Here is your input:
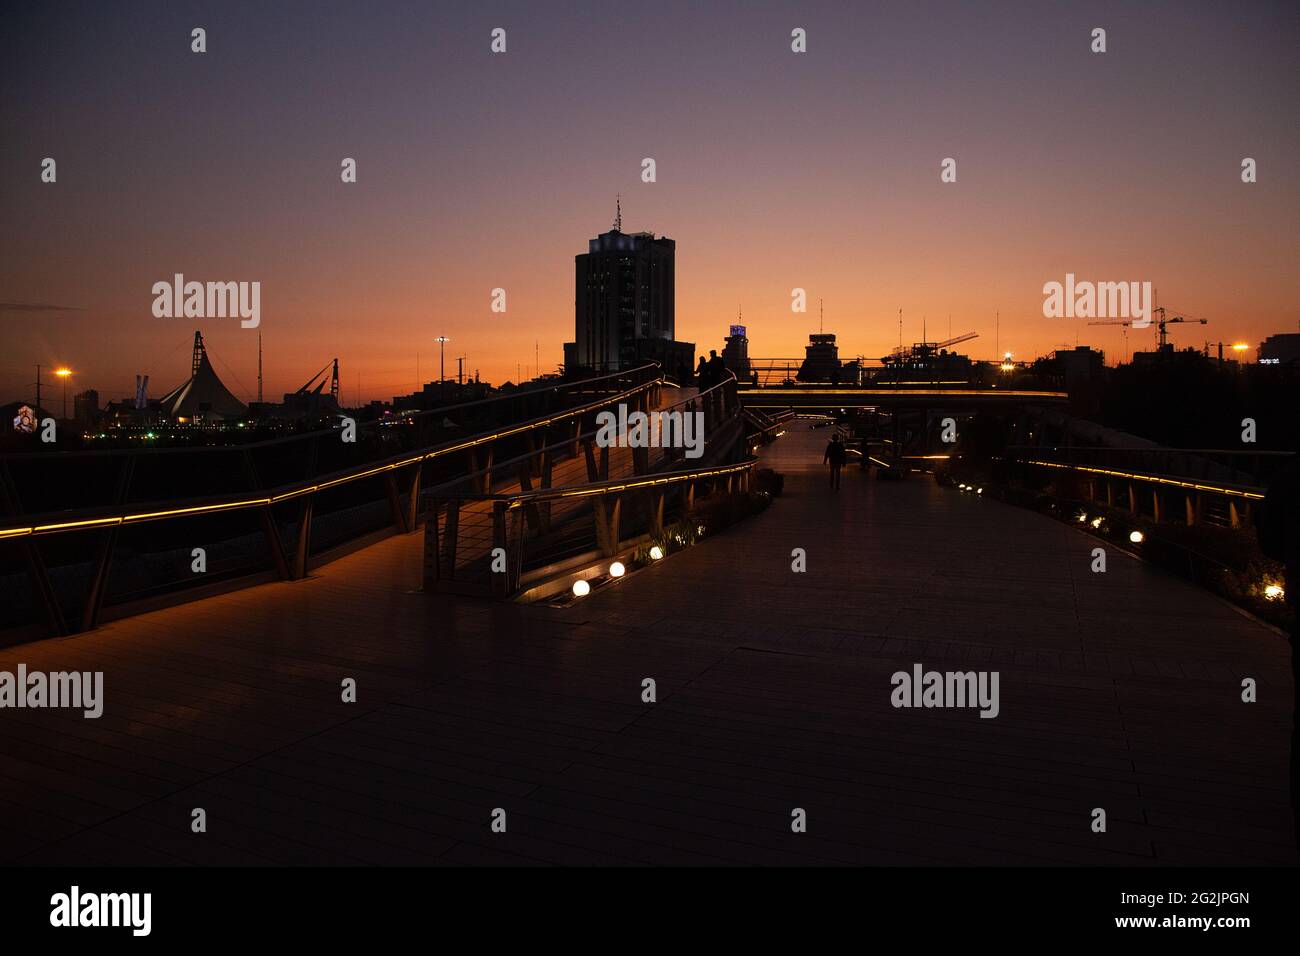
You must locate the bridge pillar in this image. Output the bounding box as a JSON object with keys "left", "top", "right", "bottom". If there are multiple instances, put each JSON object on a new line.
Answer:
{"left": 404, "top": 463, "right": 422, "bottom": 533}
{"left": 1229, "top": 499, "right": 1242, "bottom": 528}
{"left": 422, "top": 501, "right": 439, "bottom": 590}
{"left": 1185, "top": 493, "right": 1198, "bottom": 527}
{"left": 539, "top": 451, "right": 554, "bottom": 532}
{"left": 1127, "top": 484, "right": 1137, "bottom": 514}
{"left": 650, "top": 493, "right": 665, "bottom": 537}
{"left": 292, "top": 499, "right": 314, "bottom": 579}
{"left": 469, "top": 447, "right": 494, "bottom": 494}
{"left": 490, "top": 502, "right": 509, "bottom": 596}
{"left": 439, "top": 501, "right": 460, "bottom": 582}
{"left": 517, "top": 463, "right": 542, "bottom": 532}
{"left": 1151, "top": 490, "right": 1162, "bottom": 524}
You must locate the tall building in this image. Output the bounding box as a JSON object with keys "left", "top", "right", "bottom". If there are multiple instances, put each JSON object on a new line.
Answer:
{"left": 567, "top": 210, "right": 688, "bottom": 376}
{"left": 721, "top": 324, "right": 751, "bottom": 380}
{"left": 73, "top": 388, "right": 99, "bottom": 425}
{"left": 1258, "top": 333, "right": 1300, "bottom": 366}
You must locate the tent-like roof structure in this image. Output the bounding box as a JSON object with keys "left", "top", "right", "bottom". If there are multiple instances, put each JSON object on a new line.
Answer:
{"left": 158, "top": 331, "right": 247, "bottom": 420}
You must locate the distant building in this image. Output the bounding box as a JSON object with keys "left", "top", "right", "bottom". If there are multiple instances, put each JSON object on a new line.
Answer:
{"left": 157, "top": 332, "right": 247, "bottom": 421}
{"left": 393, "top": 379, "right": 491, "bottom": 413}
{"left": 73, "top": 389, "right": 99, "bottom": 426}
{"left": 566, "top": 213, "right": 690, "bottom": 376}
{"left": 1258, "top": 333, "right": 1300, "bottom": 366}
{"left": 1053, "top": 346, "right": 1106, "bottom": 390}
{"left": 722, "top": 325, "right": 751, "bottom": 380}
{"left": 797, "top": 334, "right": 841, "bottom": 382}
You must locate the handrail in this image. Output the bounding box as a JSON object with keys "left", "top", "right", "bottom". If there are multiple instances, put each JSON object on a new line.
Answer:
{"left": 1007, "top": 444, "right": 1293, "bottom": 458}
{"left": 0, "top": 370, "right": 667, "bottom": 537}
{"left": 440, "top": 459, "right": 757, "bottom": 506}
{"left": 1011, "top": 457, "right": 1266, "bottom": 499}
{"left": 438, "top": 371, "right": 741, "bottom": 493}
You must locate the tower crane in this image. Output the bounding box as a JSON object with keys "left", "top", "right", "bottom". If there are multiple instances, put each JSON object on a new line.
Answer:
{"left": 1087, "top": 308, "right": 1207, "bottom": 349}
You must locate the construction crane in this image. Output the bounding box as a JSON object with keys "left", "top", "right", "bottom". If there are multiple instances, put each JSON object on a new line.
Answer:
{"left": 1088, "top": 308, "right": 1207, "bottom": 349}
{"left": 296, "top": 358, "right": 340, "bottom": 402}
{"left": 882, "top": 331, "right": 978, "bottom": 363}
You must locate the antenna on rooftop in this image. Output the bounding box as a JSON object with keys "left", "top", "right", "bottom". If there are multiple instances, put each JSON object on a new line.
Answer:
{"left": 613, "top": 193, "right": 622, "bottom": 231}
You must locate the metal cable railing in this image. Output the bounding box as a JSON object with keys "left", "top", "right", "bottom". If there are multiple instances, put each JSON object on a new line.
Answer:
{"left": 0, "top": 364, "right": 667, "bottom": 637}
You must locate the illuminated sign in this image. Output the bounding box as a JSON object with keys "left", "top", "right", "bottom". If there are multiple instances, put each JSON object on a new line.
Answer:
{"left": 12, "top": 405, "right": 36, "bottom": 433}
{"left": 729, "top": 325, "right": 746, "bottom": 337}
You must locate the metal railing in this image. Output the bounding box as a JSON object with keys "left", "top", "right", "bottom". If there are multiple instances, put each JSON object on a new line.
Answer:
{"left": 1002, "top": 445, "right": 1293, "bottom": 529}
{"left": 424, "top": 374, "right": 750, "bottom": 596}
{"left": 424, "top": 459, "right": 757, "bottom": 597}
{"left": 0, "top": 364, "right": 665, "bottom": 637}
{"left": 1006, "top": 445, "right": 1292, "bottom": 493}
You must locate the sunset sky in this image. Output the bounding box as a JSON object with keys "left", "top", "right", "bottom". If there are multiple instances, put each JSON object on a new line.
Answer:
{"left": 3, "top": 0, "right": 1298, "bottom": 405}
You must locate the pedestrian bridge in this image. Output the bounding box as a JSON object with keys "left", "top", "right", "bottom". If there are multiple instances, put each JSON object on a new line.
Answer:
{"left": 0, "top": 419, "right": 1290, "bottom": 865}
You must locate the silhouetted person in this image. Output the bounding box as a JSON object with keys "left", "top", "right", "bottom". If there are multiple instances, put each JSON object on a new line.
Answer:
{"left": 695, "top": 356, "right": 709, "bottom": 390}
{"left": 1256, "top": 453, "right": 1300, "bottom": 853}
{"left": 707, "top": 350, "right": 726, "bottom": 389}
{"left": 824, "top": 432, "right": 846, "bottom": 490}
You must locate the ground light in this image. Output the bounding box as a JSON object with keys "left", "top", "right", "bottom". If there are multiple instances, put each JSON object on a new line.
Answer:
{"left": 1129, "top": 530, "right": 1145, "bottom": 544}
{"left": 1264, "top": 584, "right": 1285, "bottom": 601}
{"left": 572, "top": 580, "right": 590, "bottom": 597}
{"left": 976, "top": 488, "right": 983, "bottom": 495}
{"left": 609, "top": 561, "right": 626, "bottom": 578}
{"left": 649, "top": 546, "right": 664, "bottom": 560}
{"left": 1090, "top": 517, "right": 1103, "bottom": 529}
{"left": 1077, "top": 513, "right": 1088, "bottom": 523}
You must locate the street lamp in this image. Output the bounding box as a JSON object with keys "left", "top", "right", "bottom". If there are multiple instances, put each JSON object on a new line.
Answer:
{"left": 55, "top": 367, "right": 72, "bottom": 419}
{"left": 435, "top": 336, "right": 449, "bottom": 384}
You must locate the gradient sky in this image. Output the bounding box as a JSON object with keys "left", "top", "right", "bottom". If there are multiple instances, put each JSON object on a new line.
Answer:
{"left": 3, "top": 0, "right": 1298, "bottom": 405}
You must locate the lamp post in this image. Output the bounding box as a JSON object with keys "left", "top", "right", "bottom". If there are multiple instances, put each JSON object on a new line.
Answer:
{"left": 435, "top": 336, "right": 449, "bottom": 384}
{"left": 55, "top": 367, "right": 72, "bottom": 419}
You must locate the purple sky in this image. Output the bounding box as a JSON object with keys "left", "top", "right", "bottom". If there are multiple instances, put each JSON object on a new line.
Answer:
{"left": 3, "top": 0, "right": 1298, "bottom": 404}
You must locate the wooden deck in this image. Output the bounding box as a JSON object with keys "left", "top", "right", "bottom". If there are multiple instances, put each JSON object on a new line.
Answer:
{"left": 0, "top": 427, "right": 1293, "bottom": 865}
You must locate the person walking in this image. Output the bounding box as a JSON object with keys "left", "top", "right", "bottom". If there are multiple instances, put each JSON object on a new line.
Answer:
{"left": 824, "top": 432, "right": 847, "bottom": 490}
{"left": 695, "top": 355, "right": 710, "bottom": 390}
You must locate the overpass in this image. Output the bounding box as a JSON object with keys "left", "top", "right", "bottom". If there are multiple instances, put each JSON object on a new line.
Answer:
{"left": 737, "top": 385, "right": 1069, "bottom": 410}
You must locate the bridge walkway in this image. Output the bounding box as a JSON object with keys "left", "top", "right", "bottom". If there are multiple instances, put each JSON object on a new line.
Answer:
{"left": 0, "top": 426, "right": 1291, "bottom": 864}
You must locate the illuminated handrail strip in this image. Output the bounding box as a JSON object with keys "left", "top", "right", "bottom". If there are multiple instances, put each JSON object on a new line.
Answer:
{"left": 430, "top": 459, "right": 758, "bottom": 508}
{"left": 0, "top": 374, "right": 671, "bottom": 539}
{"left": 1017, "top": 458, "right": 1265, "bottom": 499}
{"left": 749, "top": 388, "right": 1069, "bottom": 398}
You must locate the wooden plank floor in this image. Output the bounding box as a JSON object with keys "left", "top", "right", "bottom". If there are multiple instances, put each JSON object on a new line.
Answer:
{"left": 0, "top": 426, "right": 1293, "bottom": 865}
